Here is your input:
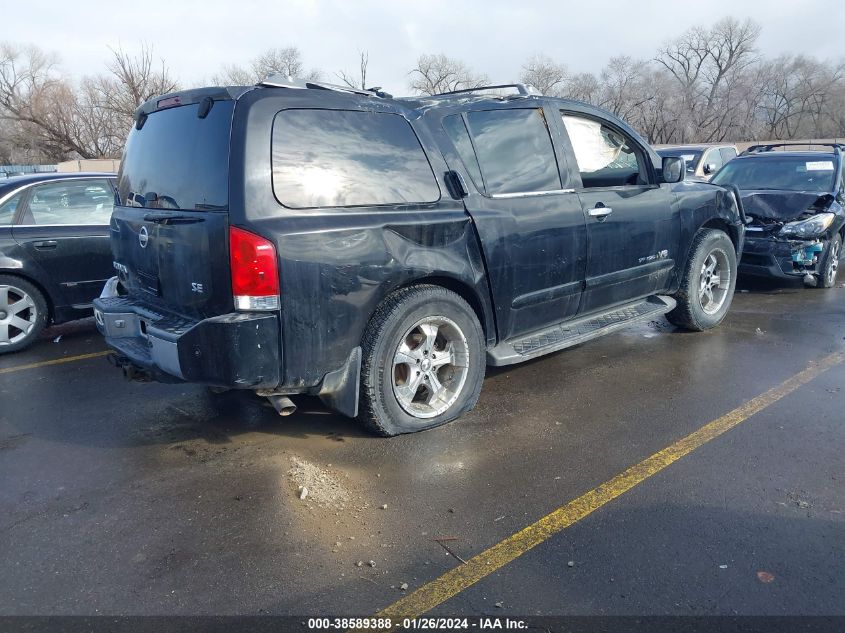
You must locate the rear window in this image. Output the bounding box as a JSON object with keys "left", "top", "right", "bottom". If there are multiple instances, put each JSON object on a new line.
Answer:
{"left": 711, "top": 156, "right": 837, "bottom": 192}
{"left": 272, "top": 109, "right": 440, "bottom": 208}
{"left": 117, "top": 100, "right": 234, "bottom": 210}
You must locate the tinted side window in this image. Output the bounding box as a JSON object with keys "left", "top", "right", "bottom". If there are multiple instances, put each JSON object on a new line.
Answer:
{"left": 272, "top": 109, "right": 440, "bottom": 208}
{"left": 464, "top": 109, "right": 561, "bottom": 195}
{"left": 442, "top": 114, "right": 484, "bottom": 190}
{"left": 25, "top": 179, "right": 114, "bottom": 225}
{"left": 561, "top": 113, "right": 647, "bottom": 188}
{"left": 0, "top": 190, "right": 23, "bottom": 225}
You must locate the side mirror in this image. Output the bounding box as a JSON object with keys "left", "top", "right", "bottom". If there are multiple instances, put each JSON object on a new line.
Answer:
{"left": 662, "top": 156, "right": 685, "bottom": 183}
{"left": 703, "top": 163, "right": 717, "bottom": 175}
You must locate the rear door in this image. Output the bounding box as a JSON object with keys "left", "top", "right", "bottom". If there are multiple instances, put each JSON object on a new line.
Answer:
{"left": 12, "top": 178, "right": 115, "bottom": 308}
{"left": 433, "top": 104, "right": 586, "bottom": 340}
{"left": 111, "top": 95, "right": 235, "bottom": 319}
{"left": 555, "top": 111, "right": 679, "bottom": 314}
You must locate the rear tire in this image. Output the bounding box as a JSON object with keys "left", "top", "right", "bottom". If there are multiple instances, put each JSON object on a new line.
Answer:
{"left": 358, "top": 285, "right": 486, "bottom": 436}
{"left": 816, "top": 233, "right": 841, "bottom": 289}
{"left": 0, "top": 275, "right": 49, "bottom": 354}
{"left": 667, "top": 229, "right": 737, "bottom": 331}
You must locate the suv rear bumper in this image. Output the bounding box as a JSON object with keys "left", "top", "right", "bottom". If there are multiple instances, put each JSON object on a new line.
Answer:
{"left": 93, "top": 285, "right": 281, "bottom": 389}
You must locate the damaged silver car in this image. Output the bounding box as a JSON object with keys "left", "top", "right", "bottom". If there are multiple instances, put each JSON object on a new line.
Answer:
{"left": 711, "top": 143, "right": 844, "bottom": 287}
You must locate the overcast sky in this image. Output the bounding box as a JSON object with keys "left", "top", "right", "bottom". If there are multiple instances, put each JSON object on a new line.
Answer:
{"left": 4, "top": 0, "right": 844, "bottom": 92}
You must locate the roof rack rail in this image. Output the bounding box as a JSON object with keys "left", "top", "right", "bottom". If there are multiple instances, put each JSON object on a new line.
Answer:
{"left": 427, "top": 83, "right": 540, "bottom": 98}
{"left": 258, "top": 75, "right": 382, "bottom": 97}
{"left": 740, "top": 142, "right": 845, "bottom": 156}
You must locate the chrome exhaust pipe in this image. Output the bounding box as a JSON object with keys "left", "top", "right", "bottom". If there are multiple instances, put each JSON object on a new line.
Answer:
{"left": 108, "top": 353, "right": 152, "bottom": 382}
{"left": 267, "top": 394, "right": 297, "bottom": 416}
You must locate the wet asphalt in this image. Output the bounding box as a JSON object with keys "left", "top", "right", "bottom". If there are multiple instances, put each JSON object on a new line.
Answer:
{"left": 0, "top": 277, "right": 843, "bottom": 617}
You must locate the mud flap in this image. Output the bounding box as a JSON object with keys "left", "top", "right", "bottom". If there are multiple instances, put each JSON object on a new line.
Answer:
{"left": 318, "top": 347, "right": 362, "bottom": 418}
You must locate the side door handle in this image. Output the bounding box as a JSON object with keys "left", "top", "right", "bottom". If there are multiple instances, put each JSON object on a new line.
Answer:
{"left": 588, "top": 206, "right": 613, "bottom": 218}
{"left": 33, "top": 240, "right": 58, "bottom": 250}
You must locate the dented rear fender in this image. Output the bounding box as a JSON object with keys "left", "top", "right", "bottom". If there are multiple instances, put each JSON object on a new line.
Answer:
{"left": 268, "top": 210, "right": 494, "bottom": 390}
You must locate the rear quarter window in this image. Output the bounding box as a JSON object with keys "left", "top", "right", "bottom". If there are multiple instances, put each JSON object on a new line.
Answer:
{"left": 0, "top": 190, "right": 22, "bottom": 224}
{"left": 463, "top": 109, "right": 561, "bottom": 195}
{"left": 272, "top": 109, "right": 440, "bottom": 208}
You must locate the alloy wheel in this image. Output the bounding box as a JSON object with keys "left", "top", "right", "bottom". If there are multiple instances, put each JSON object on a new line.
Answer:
{"left": 0, "top": 284, "right": 38, "bottom": 346}
{"left": 392, "top": 316, "right": 470, "bottom": 419}
{"left": 699, "top": 248, "right": 731, "bottom": 315}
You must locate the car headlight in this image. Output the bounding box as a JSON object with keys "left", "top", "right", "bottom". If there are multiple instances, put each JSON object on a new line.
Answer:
{"left": 781, "top": 212, "right": 836, "bottom": 238}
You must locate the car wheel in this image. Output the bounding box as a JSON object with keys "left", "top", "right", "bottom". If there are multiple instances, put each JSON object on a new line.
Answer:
{"left": 0, "top": 275, "right": 49, "bottom": 354}
{"left": 359, "top": 285, "right": 486, "bottom": 436}
{"left": 816, "top": 233, "right": 841, "bottom": 289}
{"left": 667, "top": 229, "right": 737, "bottom": 331}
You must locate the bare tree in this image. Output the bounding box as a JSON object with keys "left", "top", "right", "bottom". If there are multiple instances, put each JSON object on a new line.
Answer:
{"left": 520, "top": 55, "right": 567, "bottom": 96}
{"left": 596, "top": 56, "right": 654, "bottom": 121}
{"left": 0, "top": 42, "right": 177, "bottom": 160}
{"left": 252, "top": 46, "right": 321, "bottom": 82}
{"left": 757, "top": 55, "right": 845, "bottom": 140}
{"left": 0, "top": 43, "right": 88, "bottom": 159}
{"left": 408, "top": 54, "right": 488, "bottom": 95}
{"left": 212, "top": 46, "right": 321, "bottom": 85}
{"left": 635, "top": 69, "right": 684, "bottom": 143}
{"left": 210, "top": 63, "right": 255, "bottom": 86}
{"left": 562, "top": 71, "right": 602, "bottom": 104}
{"left": 337, "top": 50, "right": 369, "bottom": 90}
{"left": 655, "top": 17, "right": 760, "bottom": 141}
{"left": 99, "top": 44, "right": 178, "bottom": 117}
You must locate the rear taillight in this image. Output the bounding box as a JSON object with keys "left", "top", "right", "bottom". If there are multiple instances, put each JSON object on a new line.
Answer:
{"left": 229, "top": 226, "right": 280, "bottom": 311}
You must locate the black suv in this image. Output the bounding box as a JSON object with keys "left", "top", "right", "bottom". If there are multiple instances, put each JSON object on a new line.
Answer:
{"left": 94, "top": 80, "right": 745, "bottom": 435}
{"left": 710, "top": 143, "right": 845, "bottom": 287}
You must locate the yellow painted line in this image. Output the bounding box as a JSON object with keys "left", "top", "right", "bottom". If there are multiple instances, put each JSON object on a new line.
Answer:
{"left": 0, "top": 350, "right": 111, "bottom": 375}
{"left": 377, "top": 350, "right": 845, "bottom": 620}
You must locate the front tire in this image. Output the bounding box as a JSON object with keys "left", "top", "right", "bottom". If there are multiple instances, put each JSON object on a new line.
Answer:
{"left": 816, "top": 233, "right": 841, "bottom": 289}
{"left": 667, "top": 229, "right": 737, "bottom": 331}
{"left": 0, "top": 275, "right": 49, "bottom": 354}
{"left": 358, "top": 285, "right": 486, "bottom": 436}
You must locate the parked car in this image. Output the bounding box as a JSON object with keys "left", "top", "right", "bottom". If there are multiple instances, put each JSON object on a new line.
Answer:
{"left": 0, "top": 172, "right": 117, "bottom": 353}
{"left": 656, "top": 144, "right": 738, "bottom": 181}
{"left": 94, "top": 80, "right": 744, "bottom": 435}
{"left": 710, "top": 143, "right": 844, "bottom": 287}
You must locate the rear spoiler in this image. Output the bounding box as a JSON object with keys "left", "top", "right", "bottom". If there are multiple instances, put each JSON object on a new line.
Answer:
{"left": 133, "top": 86, "right": 252, "bottom": 129}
